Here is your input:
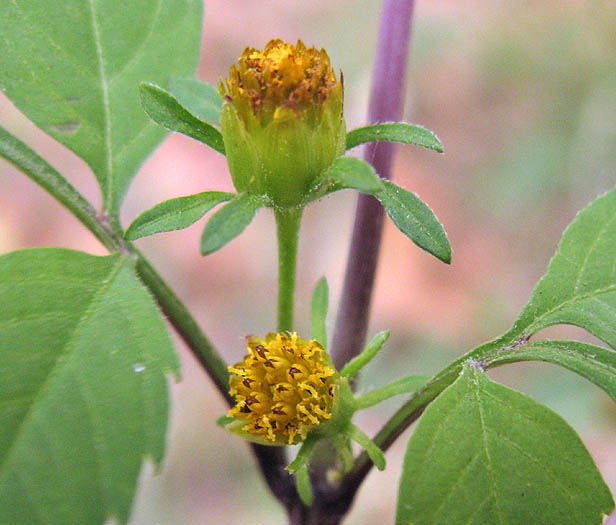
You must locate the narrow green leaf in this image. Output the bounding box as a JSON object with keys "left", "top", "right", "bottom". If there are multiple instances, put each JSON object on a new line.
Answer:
{"left": 311, "top": 277, "right": 329, "bottom": 347}
{"left": 354, "top": 375, "right": 429, "bottom": 410}
{"left": 201, "top": 194, "right": 263, "bottom": 255}
{"left": 0, "top": 248, "right": 179, "bottom": 524}
{"left": 287, "top": 434, "right": 318, "bottom": 474}
{"left": 0, "top": 0, "right": 203, "bottom": 215}
{"left": 320, "top": 157, "right": 385, "bottom": 194}
{"left": 396, "top": 365, "right": 614, "bottom": 525}
{"left": 510, "top": 187, "right": 616, "bottom": 347}
{"left": 340, "top": 331, "right": 391, "bottom": 379}
{"left": 347, "top": 424, "right": 386, "bottom": 471}
{"left": 346, "top": 122, "right": 443, "bottom": 153}
{"left": 125, "top": 191, "right": 235, "bottom": 240}
{"left": 296, "top": 466, "right": 313, "bottom": 506}
{"left": 489, "top": 340, "right": 616, "bottom": 403}
{"left": 169, "top": 77, "right": 223, "bottom": 125}
{"left": 377, "top": 180, "right": 451, "bottom": 263}
{"left": 139, "top": 83, "right": 225, "bottom": 154}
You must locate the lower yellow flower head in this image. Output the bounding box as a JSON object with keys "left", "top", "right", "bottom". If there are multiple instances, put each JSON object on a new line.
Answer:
{"left": 228, "top": 332, "right": 336, "bottom": 445}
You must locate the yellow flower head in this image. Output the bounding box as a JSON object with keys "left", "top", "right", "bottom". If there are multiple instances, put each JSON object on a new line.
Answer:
{"left": 218, "top": 39, "right": 346, "bottom": 208}
{"left": 228, "top": 332, "right": 336, "bottom": 445}
{"left": 221, "top": 39, "right": 341, "bottom": 126}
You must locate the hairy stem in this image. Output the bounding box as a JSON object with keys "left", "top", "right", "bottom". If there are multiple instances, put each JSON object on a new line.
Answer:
{"left": 331, "top": 0, "right": 416, "bottom": 370}
{"left": 275, "top": 207, "right": 303, "bottom": 332}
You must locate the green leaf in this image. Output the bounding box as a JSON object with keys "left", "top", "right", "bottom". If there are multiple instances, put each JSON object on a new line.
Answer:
{"left": 489, "top": 340, "right": 616, "bottom": 403}
{"left": 346, "top": 122, "right": 443, "bottom": 153}
{"left": 0, "top": 0, "right": 203, "bottom": 216}
{"left": 296, "top": 466, "right": 313, "bottom": 506}
{"left": 354, "top": 375, "right": 429, "bottom": 410}
{"left": 125, "top": 191, "right": 235, "bottom": 240}
{"left": 318, "top": 157, "right": 385, "bottom": 194}
{"left": 200, "top": 194, "right": 263, "bottom": 255}
{"left": 169, "top": 77, "right": 223, "bottom": 125}
{"left": 139, "top": 83, "right": 225, "bottom": 154}
{"left": 347, "top": 424, "right": 386, "bottom": 471}
{"left": 396, "top": 365, "right": 613, "bottom": 525}
{"left": 376, "top": 180, "right": 451, "bottom": 263}
{"left": 311, "top": 277, "right": 329, "bottom": 347}
{"left": 510, "top": 187, "right": 616, "bottom": 347}
{"left": 340, "top": 331, "right": 391, "bottom": 379}
{"left": 0, "top": 248, "right": 179, "bottom": 524}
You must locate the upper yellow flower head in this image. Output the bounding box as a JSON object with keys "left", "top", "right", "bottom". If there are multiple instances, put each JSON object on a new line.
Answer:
{"left": 227, "top": 332, "right": 336, "bottom": 445}
{"left": 221, "top": 39, "right": 340, "bottom": 126}
{"left": 219, "top": 39, "right": 346, "bottom": 208}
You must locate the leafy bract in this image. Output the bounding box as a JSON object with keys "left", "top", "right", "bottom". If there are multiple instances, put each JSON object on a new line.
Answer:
{"left": 510, "top": 187, "right": 616, "bottom": 347}
{"left": 311, "top": 277, "right": 329, "bottom": 348}
{"left": 0, "top": 248, "right": 179, "bottom": 524}
{"left": 0, "top": 0, "right": 202, "bottom": 215}
{"left": 319, "top": 157, "right": 384, "bottom": 194}
{"left": 169, "top": 77, "right": 223, "bottom": 125}
{"left": 396, "top": 365, "right": 613, "bottom": 525}
{"left": 139, "top": 83, "right": 225, "bottom": 154}
{"left": 346, "top": 122, "right": 443, "bottom": 153}
{"left": 376, "top": 180, "right": 451, "bottom": 263}
{"left": 200, "top": 194, "right": 263, "bottom": 255}
{"left": 125, "top": 191, "right": 235, "bottom": 240}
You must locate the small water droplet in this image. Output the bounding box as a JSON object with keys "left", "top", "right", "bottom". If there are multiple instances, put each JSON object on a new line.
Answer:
{"left": 133, "top": 363, "right": 146, "bottom": 373}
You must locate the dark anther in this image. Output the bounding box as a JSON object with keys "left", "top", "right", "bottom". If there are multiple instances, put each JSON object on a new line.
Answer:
{"left": 288, "top": 367, "right": 301, "bottom": 377}
{"left": 245, "top": 396, "right": 256, "bottom": 406}
{"left": 264, "top": 359, "right": 275, "bottom": 368}
{"left": 240, "top": 405, "right": 251, "bottom": 413}
{"left": 272, "top": 407, "right": 286, "bottom": 415}
{"left": 255, "top": 345, "right": 267, "bottom": 359}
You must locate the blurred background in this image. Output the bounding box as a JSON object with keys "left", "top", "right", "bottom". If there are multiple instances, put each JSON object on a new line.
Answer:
{"left": 1, "top": 0, "right": 615, "bottom": 523}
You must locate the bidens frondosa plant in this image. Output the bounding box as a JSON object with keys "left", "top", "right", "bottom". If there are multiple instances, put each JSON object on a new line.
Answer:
{"left": 3, "top": 3, "right": 616, "bottom": 522}
{"left": 127, "top": 39, "right": 450, "bottom": 506}
{"left": 219, "top": 39, "right": 345, "bottom": 208}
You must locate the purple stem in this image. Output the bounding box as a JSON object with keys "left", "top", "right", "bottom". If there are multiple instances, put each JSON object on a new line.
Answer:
{"left": 332, "top": 0, "right": 416, "bottom": 370}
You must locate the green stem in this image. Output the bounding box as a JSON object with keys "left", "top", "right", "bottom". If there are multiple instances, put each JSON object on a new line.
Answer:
{"left": 275, "top": 207, "right": 303, "bottom": 332}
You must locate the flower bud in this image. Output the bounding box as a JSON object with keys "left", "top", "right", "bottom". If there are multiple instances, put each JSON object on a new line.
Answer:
{"left": 219, "top": 39, "right": 346, "bottom": 208}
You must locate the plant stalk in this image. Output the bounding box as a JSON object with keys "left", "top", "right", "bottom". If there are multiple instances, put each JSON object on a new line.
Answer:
{"left": 331, "top": 0, "right": 416, "bottom": 371}
{"left": 275, "top": 207, "right": 303, "bottom": 332}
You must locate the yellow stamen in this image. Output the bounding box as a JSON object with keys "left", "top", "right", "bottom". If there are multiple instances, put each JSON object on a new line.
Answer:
{"left": 228, "top": 332, "right": 336, "bottom": 445}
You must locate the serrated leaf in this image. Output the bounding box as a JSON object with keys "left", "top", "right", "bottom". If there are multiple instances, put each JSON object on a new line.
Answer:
{"left": 397, "top": 365, "right": 613, "bottom": 525}
{"left": 139, "top": 82, "right": 225, "bottom": 154}
{"left": 319, "top": 157, "right": 385, "bottom": 194}
{"left": 346, "top": 122, "right": 443, "bottom": 153}
{"left": 125, "top": 191, "right": 235, "bottom": 240}
{"left": 376, "top": 180, "right": 451, "bottom": 263}
{"left": 311, "top": 277, "right": 329, "bottom": 347}
{"left": 511, "top": 187, "right": 616, "bottom": 347}
{"left": 200, "top": 194, "right": 263, "bottom": 255}
{"left": 489, "top": 340, "right": 616, "bottom": 403}
{"left": 0, "top": 248, "right": 179, "bottom": 524}
{"left": 169, "top": 77, "right": 223, "bottom": 125}
{"left": 0, "top": 0, "right": 203, "bottom": 216}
